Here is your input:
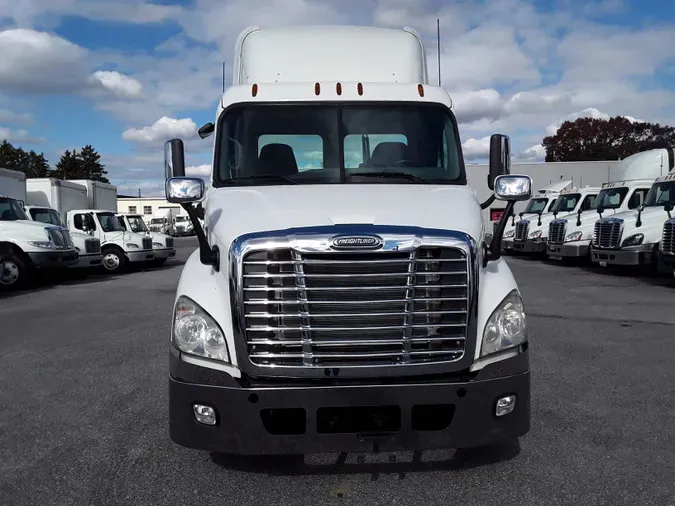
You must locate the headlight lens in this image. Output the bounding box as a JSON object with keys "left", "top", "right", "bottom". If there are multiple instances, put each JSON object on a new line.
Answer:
{"left": 565, "top": 231, "right": 583, "bottom": 242}
{"left": 126, "top": 242, "right": 139, "bottom": 248}
{"left": 28, "top": 241, "right": 54, "bottom": 248}
{"left": 529, "top": 230, "right": 542, "bottom": 239}
{"left": 621, "top": 233, "right": 644, "bottom": 247}
{"left": 503, "top": 229, "right": 515, "bottom": 238}
{"left": 173, "top": 296, "right": 229, "bottom": 362}
{"left": 481, "top": 290, "right": 527, "bottom": 357}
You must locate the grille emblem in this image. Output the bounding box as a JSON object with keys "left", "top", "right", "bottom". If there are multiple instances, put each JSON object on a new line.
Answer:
{"left": 330, "top": 235, "right": 384, "bottom": 250}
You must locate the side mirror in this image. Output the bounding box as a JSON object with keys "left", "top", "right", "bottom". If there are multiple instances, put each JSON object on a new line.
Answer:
{"left": 493, "top": 175, "right": 532, "bottom": 202}
{"left": 487, "top": 134, "right": 511, "bottom": 191}
{"left": 165, "top": 177, "right": 205, "bottom": 204}
{"left": 198, "top": 122, "right": 215, "bottom": 139}
{"left": 164, "top": 139, "right": 186, "bottom": 179}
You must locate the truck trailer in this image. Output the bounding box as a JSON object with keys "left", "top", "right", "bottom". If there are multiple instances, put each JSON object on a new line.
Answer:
{"left": 164, "top": 25, "right": 533, "bottom": 458}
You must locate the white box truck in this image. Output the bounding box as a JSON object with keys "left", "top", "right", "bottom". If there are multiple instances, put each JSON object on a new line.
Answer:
{"left": 70, "top": 179, "right": 117, "bottom": 211}
{"left": 547, "top": 149, "right": 669, "bottom": 262}
{"left": 164, "top": 25, "right": 533, "bottom": 458}
{"left": 1, "top": 169, "right": 78, "bottom": 290}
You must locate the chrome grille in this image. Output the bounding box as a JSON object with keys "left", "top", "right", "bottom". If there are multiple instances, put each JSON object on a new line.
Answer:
{"left": 593, "top": 220, "right": 623, "bottom": 248}
{"left": 142, "top": 237, "right": 153, "bottom": 250}
{"left": 662, "top": 220, "right": 675, "bottom": 254}
{"left": 166, "top": 237, "right": 174, "bottom": 248}
{"left": 548, "top": 220, "right": 567, "bottom": 245}
{"left": 515, "top": 221, "right": 529, "bottom": 241}
{"left": 241, "top": 246, "right": 469, "bottom": 369}
{"left": 84, "top": 238, "right": 101, "bottom": 254}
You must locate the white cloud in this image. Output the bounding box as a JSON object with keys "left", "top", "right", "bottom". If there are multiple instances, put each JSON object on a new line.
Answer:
{"left": 122, "top": 117, "right": 198, "bottom": 144}
{"left": 89, "top": 71, "right": 142, "bottom": 99}
{"left": 462, "top": 136, "right": 491, "bottom": 160}
{"left": 0, "top": 126, "right": 43, "bottom": 144}
{"left": 518, "top": 144, "right": 546, "bottom": 161}
{"left": 186, "top": 164, "right": 211, "bottom": 176}
{"left": 0, "top": 109, "right": 32, "bottom": 125}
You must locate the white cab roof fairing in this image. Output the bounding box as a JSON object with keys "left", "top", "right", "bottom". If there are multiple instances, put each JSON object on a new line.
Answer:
{"left": 654, "top": 171, "right": 675, "bottom": 183}
{"left": 537, "top": 180, "right": 573, "bottom": 194}
{"left": 610, "top": 148, "right": 672, "bottom": 182}
{"left": 234, "top": 25, "right": 428, "bottom": 86}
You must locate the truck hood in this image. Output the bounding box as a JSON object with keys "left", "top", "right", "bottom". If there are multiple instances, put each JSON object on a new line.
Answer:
{"left": 102, "top": 230, "right": 147, "bottom": 245}
{"left": 205, "top": 184, "right": 484, "bottom": 245}
{"left": 519, "top": 211, "right": 575, "bottom": 232}
{"left": 601, "top": 207, "right": 671, "bottom": 227}
{"left": 1, "top": 219, "right": 55, "bottom": 236}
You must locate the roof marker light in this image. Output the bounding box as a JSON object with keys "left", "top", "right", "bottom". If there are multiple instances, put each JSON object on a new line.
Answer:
{"left": 357, "top": 82, "right": 363, "bottom": 96}
{"left": 315, "top": 82, "right": 321, "bottom": 95}
{"left": 336, "top": 82, "right": 342, "bottom": 95}
{"left": 252, "top": 84, "right": 258, "bottom": 97}
{"left": 418, "top": 84, "right": 425, "bottom": 97}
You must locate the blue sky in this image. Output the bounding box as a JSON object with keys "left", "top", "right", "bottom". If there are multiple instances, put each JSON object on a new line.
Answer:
{"left": 1, "top": 0, "right": 675, "bottom": 196}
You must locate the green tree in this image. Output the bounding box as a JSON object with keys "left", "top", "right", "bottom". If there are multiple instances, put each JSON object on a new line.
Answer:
{"left": 25, "top": 150, "right": 51, "bottom": 177}
{"left": 54, "top": 149, "right": 82, "bottom": 180}
{"left": 78, "top": 144, "right": 109, "bottom": 183}
{"left": 543, "top": 116, "right": 675, "bottom": 162}
{"left": 0, "top": 139, "right": 53, "bottom": 177}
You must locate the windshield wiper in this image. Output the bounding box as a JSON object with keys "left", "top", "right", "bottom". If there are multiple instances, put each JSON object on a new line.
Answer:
{"left": 223, "top": 174, "right": 299, "bottom": 185}
{"left": 350, "top": 171, "right": 430, "bottom": 183}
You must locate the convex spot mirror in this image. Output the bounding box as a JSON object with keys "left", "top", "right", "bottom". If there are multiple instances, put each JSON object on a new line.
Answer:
{"left": 166, "top": 177, "right": 205, "bottom": 204}
{"left": 494, "top": 175, "right": 532, "bottom": 202}
{"left": 488, "top": 134, "right": 511, "bottom": 191}
{"left": 165, "top": 139, "right": 186, "bottom": 180}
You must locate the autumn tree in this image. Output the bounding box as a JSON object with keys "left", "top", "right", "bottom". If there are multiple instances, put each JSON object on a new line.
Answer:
{"left": 0, "top": 139, "right": 52, "bottom": 177}
{"left": 542, "top": 116, "right": 675, "bottom": 162}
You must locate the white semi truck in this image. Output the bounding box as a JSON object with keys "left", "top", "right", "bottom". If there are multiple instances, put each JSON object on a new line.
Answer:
{"left": 116, "top": 212, "right": 176, "bottom": 266}
{"left": 149, "top": 208, "right": 178, "bottom": 236}
{"left": 24, "top": 178, "right": 103, "bottom": 269}
{"left": 547, "top": 149, "right": 668, "bottom": 262}
{"left": 501, "top": 180, "right": 570, "bottom": 252}
{"left": 1, "top": 169, "right": 79, "bottom": 290}
{"left": 512, "top": 185, "right": 600, "bottom": 255}
{"left": 591, "top": 170, "right": 675, "bottom": 270}
{"left": 164, "top": 25, "right": 533, "bottom": 458}
{"left": 174, "top": 213, "right": 194, "bottom": 237}
{"left": 65, "top": 208, "right": 155, "bottom": 273}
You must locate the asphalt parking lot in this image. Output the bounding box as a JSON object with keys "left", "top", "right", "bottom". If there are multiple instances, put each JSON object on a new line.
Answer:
{"left": 1, "top": 237, "right": 674, "bottom": 505}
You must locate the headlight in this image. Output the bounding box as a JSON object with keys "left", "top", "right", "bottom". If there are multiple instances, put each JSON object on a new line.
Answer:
{"left": 529, "top": 230, "right": 542, "bottom": 239}
{"left": 173, "top": 296, "right": 230, "bottom": 362}
{"left": 503, "top": 230, "right": 515, "bottom": 238}
{"left": 126, "top": 243, "right": 139, "bottom": 249}
{"left": 28, "top": 241, "right": 54, "bottom": 249}
{"left": 481, "top": 290, "right": 527, "bottom": 357}
{"left": 621, "top": 233, "right": 644, "bottom": 247}
{"left": 565, "top": 231, "right": 583, "bottom": 242}
{"left": 153, "top": 242, "right": 163, "bottom": 248}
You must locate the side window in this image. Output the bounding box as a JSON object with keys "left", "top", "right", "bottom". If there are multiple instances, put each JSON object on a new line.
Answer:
{"left": 581, "top": 195, "right": 596, "bottom": 211}
{"left": 117, "top": 217, "right": 127, "bottom": 231}
{"left": 627, "top": 189, "right": 648, "bottom": 209}
{"left": 344, "top": 134, "right": 408, "bottom": 168}
{"left": 258, "top": 134, "right": 324, "bottom": 172}
{"left": 548, "top": 198, "right": 557, "bottom": 211}
{"left": 74, "top": 214, "right": 86, "bottom": 231}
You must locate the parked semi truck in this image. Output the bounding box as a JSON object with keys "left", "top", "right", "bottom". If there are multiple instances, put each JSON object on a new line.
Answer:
{"left": 65, "top": 208, "right": 155, "bottom": 273}
{"left": 547, "top": 149, "right": 668, "bottom": 262}
{"left": 591, "top": 170, "right": 675, "bottom": 271}
{"left": 174, "top": 213, "right": 194, "bottom": 236}
{"left": 24, "top": 178, "right": 103, "bottom": 269}
{"left": 501, "top": 180, "right": 569, "bottom": 252}
{"left": 116, "top": 212, "right": 176, "bottom": 266}
{"left": 164, "top": 25, "right": 533, "bottom": 458}
{"left": 512, "top": 185, "right": 600, "bottom": 255}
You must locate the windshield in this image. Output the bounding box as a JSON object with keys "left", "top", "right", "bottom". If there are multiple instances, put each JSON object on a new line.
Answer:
{"left": 29, "top": 208, "right": 64, "bottom": 226}
{"left": 175, "top": 216, "right": 187, "bottom": 222}
{"left": 591, "top": 187, "right": 629, "bottom": 210}
{"left": 553, "top": 193, "right": 582, "bottom": 213}
{"left": 0, "top": 197, "right": 29, "bottom": 221}
{"left": 644, "top": 181, "right": 675, "bottom": 207}
{"left": 97, "top": 212, "right": 124, "bottom": 232}
{"left": 214, "top": 103, "right": 465, "bottom": 186}
{"left": 150, "top": 218, "right": 164, "bottom": 224}
{"left": 126, "top": 216, "right": 148, "bottom": 233}
{"left": 523, "top": 198, "right": 549, "bottom": 213}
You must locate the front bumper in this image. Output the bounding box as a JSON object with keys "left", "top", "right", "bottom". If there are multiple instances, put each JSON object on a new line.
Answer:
{"left": 127, "top": 249, "right": 155, "bottom": 263}
{"left": 547, "top": 240, "right": 591, "bottom": 259}
{"left": 27, "top": 249, "right": 79, "bottom": 268}
{"left": 512, "top": 239, "right": 546, "bottom": 253}
{"left": 502, "top": 239, "right": 514, "bottom": 251}
{"left": 153, "top": 248, "right": 176, "bottom": 260}
{"left": 590, "top": 244, "right": 654, "bottom": 266}
{"left": 659, "top": 250, "right": 675, "bottom": 268}
{"left": 72, "top": 253, "right": 103, "bottom": 268}
{"left": 169, "top": 350, "right": 530, "bottom": 455}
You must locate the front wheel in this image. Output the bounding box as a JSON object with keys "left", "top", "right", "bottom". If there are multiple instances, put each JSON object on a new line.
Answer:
{"left": 0, "top": 253, "right": 33, "bottom": 292}
{"left": 101, "top": 248, "right": 127, "bottom": 274}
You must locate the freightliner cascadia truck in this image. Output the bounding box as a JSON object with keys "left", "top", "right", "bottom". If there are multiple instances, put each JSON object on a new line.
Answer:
{"left": 164, "top": 25, "right": 533, "bottom": 458}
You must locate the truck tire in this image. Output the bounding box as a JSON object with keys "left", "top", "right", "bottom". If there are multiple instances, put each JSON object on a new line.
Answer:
{"left": 101, "top": 246, "right": 127, "bottom": 274}
{"left": 652, "top": 245, "right": 671, "bottom": 276}
{"left": 0, "top": 251, "right": 34, "bottom": 292}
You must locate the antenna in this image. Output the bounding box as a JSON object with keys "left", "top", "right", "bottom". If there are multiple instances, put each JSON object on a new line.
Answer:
{"left": 436, "top": 19, "right": 441, "bottom": 86}
{"left": 222, "top": 61, "right": 225, "bottom": 93}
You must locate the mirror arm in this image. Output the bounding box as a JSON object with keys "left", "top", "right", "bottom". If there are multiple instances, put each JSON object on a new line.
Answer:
{"left": 182, "top": 203, "right": 219, "bottom": 271}
{"left": 537, "top": 211, "right": 542, "bottom": 227}
{"left": 486, "top": 200, "right": 516, "bottom": 265}
{"left": 636, "top": 208, "right": 643, "bottom": 228}
{"left": 480, "top": 194, "right": 496, "bottom": 210}
{"left": 576, "top": 209, "right": 582, "bottom": 227}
